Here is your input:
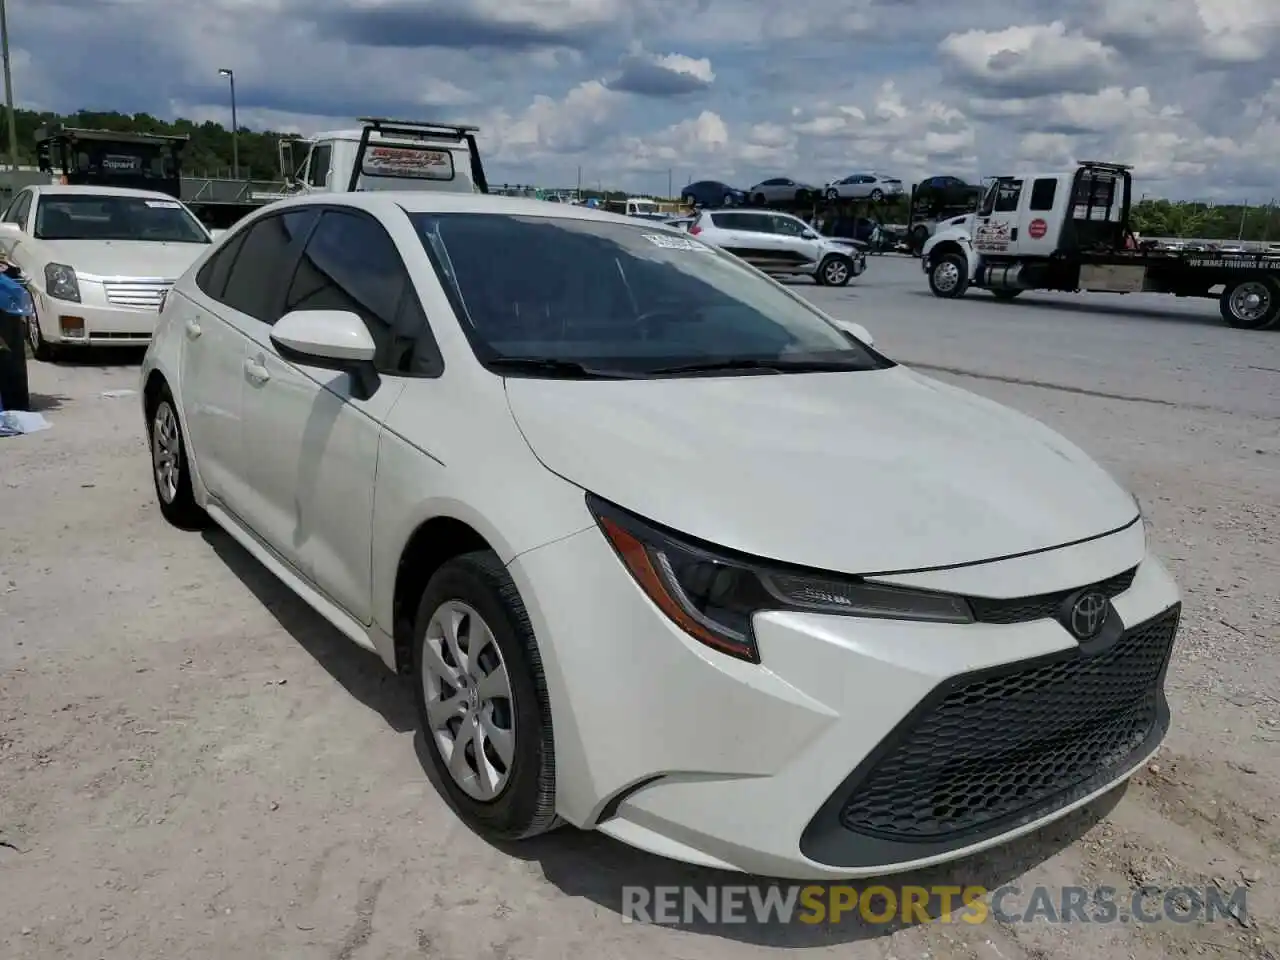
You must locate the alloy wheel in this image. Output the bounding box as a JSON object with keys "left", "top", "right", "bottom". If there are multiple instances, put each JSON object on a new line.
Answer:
{"left": 151, "top": 401, "right": 182, "bottom": 504}
{"left": 421, "top": 600, "right": 516, "bottom": 802}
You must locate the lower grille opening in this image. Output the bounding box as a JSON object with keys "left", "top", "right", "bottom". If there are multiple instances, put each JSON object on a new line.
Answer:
{"left": 837, "top": 604, "right": 1179, "bottom": 843}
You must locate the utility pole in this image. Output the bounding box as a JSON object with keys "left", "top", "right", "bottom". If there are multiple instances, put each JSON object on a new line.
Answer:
{"left": 218, "top": 68, "right": 238, "bottom": 179}
{"left": 0, "top": 0, "right": 19, "bottom": 174}
{"left": 667, "top": 168, "right": 672, "bottom": 199}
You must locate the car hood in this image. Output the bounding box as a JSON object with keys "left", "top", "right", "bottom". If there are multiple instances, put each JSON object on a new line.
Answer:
{"left": 39, "top": 239, "right": 211, "bottom": 281}
{"left": 505, "top": 366, "right": 1138, "bottom": 575}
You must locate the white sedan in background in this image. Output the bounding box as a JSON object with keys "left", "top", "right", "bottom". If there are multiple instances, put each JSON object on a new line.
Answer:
{"left": 0, "top": 184, "right": 213, "bottom": 360}
{"left": 824, "top": 173, "right": 905, "bottom": 202}
{"left": 140, "top": 191, "right": 1181, "bottom": 879}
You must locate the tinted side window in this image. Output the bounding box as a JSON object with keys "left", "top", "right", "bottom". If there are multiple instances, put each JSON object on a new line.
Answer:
{"left": 1030, "top": 178, "right": 1057, "bottom": 211}
{"left": 2, "top": 190, "right": 26, "bottom": 223}
{"left": 307, "top": 144, "right": 331, "bottom": 188}
{"left": 284, "top": 210, "right": 440, "bottom": 376}
{"left": 196, "top": 229, "right": 248, "bottom": 300}
{"left": 220, "top": 209, "right": 317, "bottom": 321}
{"left": 994, "top": 180, "right": 1022, "bottom": 213}
{"left": 12, "top": 192, "right": 31, "bottom": 227}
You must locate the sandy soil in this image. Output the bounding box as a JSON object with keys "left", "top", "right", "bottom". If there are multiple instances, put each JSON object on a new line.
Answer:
{"left": 2, "top": 260, "right": 1277, "bottom": 959}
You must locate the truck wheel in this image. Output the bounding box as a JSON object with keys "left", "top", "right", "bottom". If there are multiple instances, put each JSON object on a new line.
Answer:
{"left": 1220, "top": 279, "right": 1280, "bottom": 329}
{"left": 928, "top": 253, "right": 969, "bottom": 299}
{"left": 990, "top": 288, "right": 1023, "bottom": 301}
{"left": 870, "top": 189, "right": 884, "bottom": 202}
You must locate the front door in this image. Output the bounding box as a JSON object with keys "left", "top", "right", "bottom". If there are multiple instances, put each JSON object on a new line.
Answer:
{"left": 972, "top": 178, "right": 1022, "bottom": 256}
{"left": 239, "top": 207, "right": 423, "bottom": 624}
{"left": 768, "top": 213, "right": 824, "bottom": 266}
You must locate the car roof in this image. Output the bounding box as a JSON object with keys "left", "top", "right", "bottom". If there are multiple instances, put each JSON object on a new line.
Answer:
{"left": 33, "top": 184, "right": 184, "bottom": 201}
{"left": 256, "top": 191, "right": 686, "bottom": 230}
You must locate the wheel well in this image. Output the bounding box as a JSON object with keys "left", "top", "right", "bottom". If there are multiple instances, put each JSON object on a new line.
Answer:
{"left": 392, "top": 517, "right": 493, "bottom": 673}
{"left": 142, "top": 371, "right": 168, "bottom": 418}
{"left": 930, "top": 240, "right": 965, "bottom": 263}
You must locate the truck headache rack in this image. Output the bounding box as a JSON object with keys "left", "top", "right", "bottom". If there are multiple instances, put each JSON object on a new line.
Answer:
{"left": 349, "top": 117, "right": 489, "bottom": 194}
{"left": 35, "top": 124, "right": 191, "bottom": 147}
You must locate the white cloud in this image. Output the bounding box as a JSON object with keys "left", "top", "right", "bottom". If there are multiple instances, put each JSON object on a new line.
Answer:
{"left": 10, "top": 0, "right": 1280, "bottom": 198}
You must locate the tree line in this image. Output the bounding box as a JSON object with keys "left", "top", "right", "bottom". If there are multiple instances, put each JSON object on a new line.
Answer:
{"left": 9, "top": 109, "right": 1279, "bottom": 238}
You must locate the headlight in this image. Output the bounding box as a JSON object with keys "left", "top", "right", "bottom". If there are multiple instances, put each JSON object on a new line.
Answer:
{"left": 587, "top": 494, "right": 973, "bottom": 663}
{"left": 45, "top": 263, "right": 80, "bottom": 302}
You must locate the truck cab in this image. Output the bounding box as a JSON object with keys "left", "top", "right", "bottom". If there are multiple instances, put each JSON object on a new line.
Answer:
{"left": 279, "top": 117, "right": 489, "bottom": 196}
{"left": 35, "top": 125, "right": 187, "bottom": 200}
{"left": 922, "top": 162, "right": 1133, "bottom": 298}
{"left": 604, "top": 196, "right": 665, "bottom": 220}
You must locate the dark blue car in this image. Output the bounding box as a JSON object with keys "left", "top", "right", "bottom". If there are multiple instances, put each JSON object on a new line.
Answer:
{"left": 680, "top": 180, "right": 746, "bottom": 209}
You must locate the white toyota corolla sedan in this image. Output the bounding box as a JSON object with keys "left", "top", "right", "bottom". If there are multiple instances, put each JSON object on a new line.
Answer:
{"left": 140, "top": 192, "right": 1181, "bottom": 879}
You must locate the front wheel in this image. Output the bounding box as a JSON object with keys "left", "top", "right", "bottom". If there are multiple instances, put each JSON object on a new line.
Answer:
{"left": 752, "top": 192, "right": 766, "bottom": 206}
{"left": 928, "top": 253, "right": 969, "bottom": 298}
{"left": 817, "top": 254, "right": 853, "bottom": 287}
{"left": 1220, "top": 278, "right": 1280, "bottom": 329}
{"left": 825, "top": 188, "right": 839, "bottom": 201}
{"left": 26, "top": 305, "right": 56, "bottom": 362}
{"left": 412, "top": 551, "right": 561, "bottom": 841}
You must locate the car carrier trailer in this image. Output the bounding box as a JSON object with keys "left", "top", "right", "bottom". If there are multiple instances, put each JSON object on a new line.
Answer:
{"left": 921, "top": 162, "right": 1280, "bottom": 330}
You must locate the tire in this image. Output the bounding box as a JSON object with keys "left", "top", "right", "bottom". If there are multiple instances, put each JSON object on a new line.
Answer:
{"left": 412, "top": 551, "right": 561, "bottom": 841}
{"left": 816, "top": 254, "right": 853, "bottom": 287}
{"left": 990, "top": 288, "right": 1023, "bottom": 301}
{"left": 146, "top": 385, "right": 208, "bottom": 529}
{"left": 928, "top": 252, "right": 969, "bottom": 298}
{"left": 1219, "top": 278, "right": 1280, "bottom": 329}
{"left": 825, "top": 188, "right": 839, "bottom": 201}
{"left": 794, "top": 190, "right": 808, "bottom": 204}
{"left": 752, "top": 193, "right": 766, "bottom": 206}
{"left": 870, "top": 189, "right": 884, "bottom": 202}
{"left": 722, "top": 192, "right": 735, "bottom": 207}
{"left": 27, "top": 303, "right": 56, "bottom": 362}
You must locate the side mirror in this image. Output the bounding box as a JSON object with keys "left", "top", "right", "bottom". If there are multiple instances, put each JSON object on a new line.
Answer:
{"left": 270, "top": 310, "right": 379, "bottom": 397}
{"left": 829, "top": 316, "right": 874, "bottom": 346}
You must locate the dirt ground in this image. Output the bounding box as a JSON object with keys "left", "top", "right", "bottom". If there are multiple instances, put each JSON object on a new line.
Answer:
{"left": 2, "top": 269, "right": 1278, "bottom": 959}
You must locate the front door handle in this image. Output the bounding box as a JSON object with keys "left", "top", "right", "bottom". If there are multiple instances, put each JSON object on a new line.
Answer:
{"left": 185, "top": 319, "right": 201, "bottom": 339}
{"left": 244, "top": 358, "right": 270, "bottom": 384}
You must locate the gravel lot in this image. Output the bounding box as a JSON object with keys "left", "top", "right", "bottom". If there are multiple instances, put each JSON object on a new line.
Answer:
{"left": 2, "top": 255, "right": 1277, "bottom": 960}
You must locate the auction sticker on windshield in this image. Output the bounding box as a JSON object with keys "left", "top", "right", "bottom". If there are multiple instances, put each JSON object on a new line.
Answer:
{"left": 362, "top": 145, "right": 454, "bottom": 180}
{"left": 145, "top": 200, "right": 182, "bottom": 208}
{"left": 641, "top": 234, "right": 713, "bottom": 252}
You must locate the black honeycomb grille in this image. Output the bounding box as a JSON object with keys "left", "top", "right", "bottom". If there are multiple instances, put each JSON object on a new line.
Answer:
{"left": 838, "top": 605, "right": 1179, "bottom": 842}
{"left": 968, "top": 566, "right": 1137, "bottom": 625}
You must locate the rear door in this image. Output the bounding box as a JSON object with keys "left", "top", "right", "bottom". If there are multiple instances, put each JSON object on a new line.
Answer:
{"left": 705, "top": 211, "right": 783, "bottom": 266}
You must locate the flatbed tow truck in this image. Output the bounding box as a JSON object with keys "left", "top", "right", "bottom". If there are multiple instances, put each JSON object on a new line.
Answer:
{"left": 921, "top": 162, "right": 1280, "bottom": 330}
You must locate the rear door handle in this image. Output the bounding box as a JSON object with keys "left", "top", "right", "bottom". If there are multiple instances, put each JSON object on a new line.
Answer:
{"left": 185, "top": 319, "right": 201, "bottom": 339}
{"left": 244, "top": 358, "right": 270, "bottom": 384}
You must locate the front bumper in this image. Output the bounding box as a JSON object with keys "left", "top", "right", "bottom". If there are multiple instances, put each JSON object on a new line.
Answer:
{"left": 36, "top": 277, "right": 170, "bottom": 347}
{"left": 510, "top": 520, "right": 1180, "bottom": 879}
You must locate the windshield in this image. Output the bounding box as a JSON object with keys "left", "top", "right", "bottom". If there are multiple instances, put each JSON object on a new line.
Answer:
{"left": 632, "top": 201, "right": 659, "bottom": 215}
{"left": 410, "top": 213, "right": 890, "bottom": 376}
{"left": 34, "top": 194, "right": 209, "bottom": 243}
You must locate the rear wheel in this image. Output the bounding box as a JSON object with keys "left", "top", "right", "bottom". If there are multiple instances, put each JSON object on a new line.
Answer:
{"left": 870, "top": 188, "right": 884, "bottom": 202}
{"left": 752, "top": 192, "right": 766, "bottom": 206}
{"left": 147, "top": 386, "right": 207, "bottom": 529}
{"left": 1220, "top": 278, "right": 1280, "bottom": 329}
{"left": 929, "top": 253, "right": 969, "bottom": 298}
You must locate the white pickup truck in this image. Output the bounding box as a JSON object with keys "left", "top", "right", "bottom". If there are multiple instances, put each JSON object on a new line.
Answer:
{"left": 921, "top": 161, "right": 1280, "bottom": 330}
{"left": 278, "top": 117, "right": 489, "bottom": 197}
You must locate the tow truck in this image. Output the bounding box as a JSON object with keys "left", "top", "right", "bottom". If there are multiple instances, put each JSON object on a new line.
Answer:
{"left": 278, "top": 117, "right": 488, "bottom": 196}
{"left": 921, "top": 162, "right": 1280, "bottom": 330}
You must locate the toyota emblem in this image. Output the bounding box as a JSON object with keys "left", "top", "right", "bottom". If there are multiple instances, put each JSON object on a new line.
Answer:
{"left": 1068, "top": 591, "right": 1109, "bottom": 641}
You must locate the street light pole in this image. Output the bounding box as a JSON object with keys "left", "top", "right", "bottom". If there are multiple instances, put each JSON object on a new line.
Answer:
{"left": 218, "top": 68, "right": 238, "bottom": 179}
{"left": 0, "top": 0, "right": 20, "bottom": 174}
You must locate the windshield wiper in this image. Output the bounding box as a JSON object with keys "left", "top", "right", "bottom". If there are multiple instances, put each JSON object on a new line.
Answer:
{"left": 485, "top": 357, "right": 637, "bottom": 379}
{"left": 644, "top": 357, "right": 868, "bottom": 375}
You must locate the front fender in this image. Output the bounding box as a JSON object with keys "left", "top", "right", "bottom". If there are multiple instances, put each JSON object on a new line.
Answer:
{"left": 921, "top": 229, "right": 979, "bottom": 279}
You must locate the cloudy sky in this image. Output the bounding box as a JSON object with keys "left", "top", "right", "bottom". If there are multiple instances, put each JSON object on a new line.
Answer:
{"left": 10, "top": 0, "right": 1280, "bottom": 199}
